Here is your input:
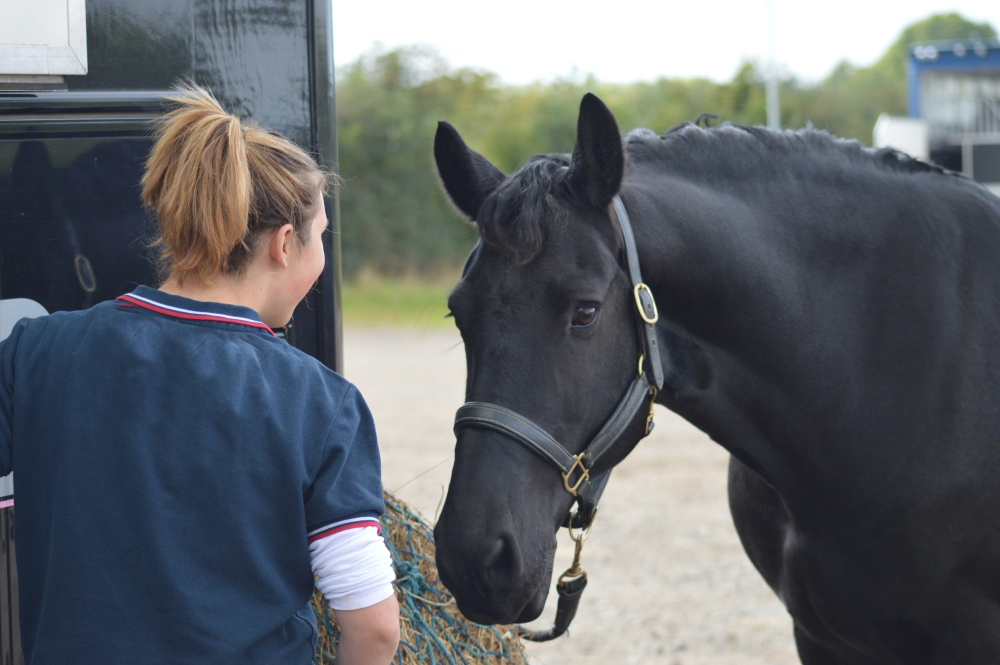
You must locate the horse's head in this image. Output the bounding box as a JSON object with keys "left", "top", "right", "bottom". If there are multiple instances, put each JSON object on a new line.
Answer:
{"left": 433, "top": 95, "right": 656, "bottom": 624}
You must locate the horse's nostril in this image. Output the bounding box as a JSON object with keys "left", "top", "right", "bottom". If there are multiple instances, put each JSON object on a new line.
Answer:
{"left": 482, "top": 537, "right": 505, "bottom": 571}
{"left": 482, "top": 534, "right": 523, "bottom": 584}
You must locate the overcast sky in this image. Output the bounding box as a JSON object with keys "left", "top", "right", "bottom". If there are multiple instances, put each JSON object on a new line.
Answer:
{"left": 332, "top": 0, "right": 1000, "bottom": 85}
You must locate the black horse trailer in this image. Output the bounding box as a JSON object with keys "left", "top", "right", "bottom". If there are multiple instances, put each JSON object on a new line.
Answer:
{"left": 0, "top": 2, "right": 343, "bottom": 660}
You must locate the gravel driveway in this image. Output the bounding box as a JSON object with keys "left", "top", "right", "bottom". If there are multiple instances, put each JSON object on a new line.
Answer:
{"left": 343, "top": 324, "right": 799, "bottom": 665}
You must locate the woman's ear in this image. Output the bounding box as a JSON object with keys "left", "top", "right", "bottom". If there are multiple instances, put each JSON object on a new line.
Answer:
{"left": 268, "top": 223, "right": 297, "bottom": 269}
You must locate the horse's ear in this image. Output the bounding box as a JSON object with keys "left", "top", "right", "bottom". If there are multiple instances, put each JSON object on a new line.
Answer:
{"left": 434, "top": 121, "right": 506, "bottom": 221}
{"left": 565, "top": 93, "right": 624, "bottom": 210}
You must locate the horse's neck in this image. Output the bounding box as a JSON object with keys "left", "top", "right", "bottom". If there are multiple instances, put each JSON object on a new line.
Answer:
{"left": 623, "top": 167, "right": 930, "bottom": 516}
{"left": 624, "top": 155, "right": 945, "bottom": 354}
{"left": 626, "top": 172, "right": 804, "bottom": 349}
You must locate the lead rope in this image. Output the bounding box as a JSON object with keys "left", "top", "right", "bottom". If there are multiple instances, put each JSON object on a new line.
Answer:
{"left": 514, "top": 511, "right": 596, "bottom": 642}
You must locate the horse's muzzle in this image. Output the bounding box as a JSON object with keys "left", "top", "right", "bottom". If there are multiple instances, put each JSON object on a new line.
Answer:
{"left": 434, "top": 506, "right": 554, "bottom": 624}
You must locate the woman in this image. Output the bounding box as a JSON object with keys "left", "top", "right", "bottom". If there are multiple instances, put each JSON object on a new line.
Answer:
{"left": 0, "top": 86, "right": 399, "bottom": 664}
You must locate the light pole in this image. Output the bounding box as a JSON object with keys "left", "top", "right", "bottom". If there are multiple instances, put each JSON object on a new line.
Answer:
{"left": 765, "top": 0, "right": 781, "bottom": 129}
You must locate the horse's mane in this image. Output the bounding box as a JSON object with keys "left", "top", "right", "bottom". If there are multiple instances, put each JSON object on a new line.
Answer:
{"left": 479, "top": 121, "right": 960, "bottom": 263}
{"left": 626, "top": 122, "right": 956, "bottom": 179}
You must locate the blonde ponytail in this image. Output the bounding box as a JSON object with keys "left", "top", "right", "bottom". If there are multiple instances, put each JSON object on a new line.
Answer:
{"left": 142, "top": 84, "right": 329, "bottom": 285}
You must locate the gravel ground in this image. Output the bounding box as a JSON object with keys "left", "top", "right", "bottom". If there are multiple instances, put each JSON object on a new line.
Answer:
{"left": 343, "top": 324, "right": 800, "bottom": 665}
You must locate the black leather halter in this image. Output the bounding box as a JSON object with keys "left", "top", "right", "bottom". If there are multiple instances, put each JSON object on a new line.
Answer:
{"left": 453, "top": 195, "right": 665, "bottom": 529}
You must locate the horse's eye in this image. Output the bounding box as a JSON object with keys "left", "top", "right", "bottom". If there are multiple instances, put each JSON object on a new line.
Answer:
{"left": 572, "top": 305, "right": 598, "bottom": 327}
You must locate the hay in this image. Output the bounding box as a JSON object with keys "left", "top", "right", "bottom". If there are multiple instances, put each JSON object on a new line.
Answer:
{"left": 312, "top": 491, "right": 530, "bottom": 665}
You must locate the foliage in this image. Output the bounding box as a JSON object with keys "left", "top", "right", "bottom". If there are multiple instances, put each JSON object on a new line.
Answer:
{"left": 341, "top": 271, "right": 456, "bottom": 328}
{"left": 874, "top": 12, "right": 996, "bottom": 85}
{"left": 789, "top": 13, "right": 997, "bottom": 140}
{"left": 335, "top": 14, "right": 996, "bottom": 277}
{"left": 335, "top": 46, "right": 485, "bottom": 277}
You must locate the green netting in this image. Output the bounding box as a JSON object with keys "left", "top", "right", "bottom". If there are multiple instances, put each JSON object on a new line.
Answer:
{"left": 312, "top": 491, "right": 529, "bottom": 665}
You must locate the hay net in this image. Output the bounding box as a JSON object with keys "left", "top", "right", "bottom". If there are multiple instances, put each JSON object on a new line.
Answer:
{"left": 311, "top": 490, "right": 529, "bottom": 665}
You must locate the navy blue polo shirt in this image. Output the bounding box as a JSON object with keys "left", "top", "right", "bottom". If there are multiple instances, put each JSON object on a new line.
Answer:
{"left": 0, "top": 286, "right": 384, "bottom": 664}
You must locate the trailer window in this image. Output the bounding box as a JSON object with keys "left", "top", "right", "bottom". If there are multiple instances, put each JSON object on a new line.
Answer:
{"left": 0, "top": 135, "right": 157, "bottom": 313}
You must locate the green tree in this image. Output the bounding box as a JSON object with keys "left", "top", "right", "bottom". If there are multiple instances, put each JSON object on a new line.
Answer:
{"left": 334, "top": 13, "right": 998, "bottom": 277}
{"left": 789, "top": 13, "right": 997, "bottom": 140}
{"left": 336, "top": 46, "right": 492, "bottom": 276}
{"left": 875, "top": 12, "right": 997, "bottom": 84}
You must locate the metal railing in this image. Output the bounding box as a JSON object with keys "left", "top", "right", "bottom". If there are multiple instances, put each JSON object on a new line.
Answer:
{"left": 921, "top": 73, "right": 1000, "bottom": 138}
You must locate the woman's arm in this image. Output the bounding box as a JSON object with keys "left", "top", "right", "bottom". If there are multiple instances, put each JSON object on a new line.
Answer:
{"left": 333, "top": 594, "right": 400, "bottom": 665}
{"left": 310, "top": 524, "right": 400, "bottom": 663}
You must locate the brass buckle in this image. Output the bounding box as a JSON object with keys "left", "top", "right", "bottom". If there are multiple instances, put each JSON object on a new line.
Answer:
{"left": 633, "top": 283, "right": 659, "bottom": 324}
{"left": 561, "top": 454, "right": 590, "bottom": 497}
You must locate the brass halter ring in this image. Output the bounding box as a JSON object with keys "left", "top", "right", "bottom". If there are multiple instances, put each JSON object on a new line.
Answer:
{"left": 559, "top": 508, "right": 597, "bottom": 584}
{"left": 567, "top": 509, "right": 596, "bottom": 543}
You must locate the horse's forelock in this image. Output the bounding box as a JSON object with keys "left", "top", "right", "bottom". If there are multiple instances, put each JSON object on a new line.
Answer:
{"left": 477, "top": 155, "right": 571, "bottom": 265}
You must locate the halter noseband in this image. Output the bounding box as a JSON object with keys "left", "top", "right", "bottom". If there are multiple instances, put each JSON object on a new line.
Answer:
{"left": 451, "top": 195, "right": 664, "bottom": 640}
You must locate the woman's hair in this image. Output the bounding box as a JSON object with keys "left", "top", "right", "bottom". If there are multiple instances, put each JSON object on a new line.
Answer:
{"left": 141, "top": 84, "right": 331, "bottom": 284}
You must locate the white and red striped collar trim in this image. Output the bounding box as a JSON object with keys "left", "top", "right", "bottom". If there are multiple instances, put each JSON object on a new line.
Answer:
{"left": 117, "top": 291, "right": 276, "bottom": 336}
{"left": 307, "top": 516, "right": 383, "bottom": 544}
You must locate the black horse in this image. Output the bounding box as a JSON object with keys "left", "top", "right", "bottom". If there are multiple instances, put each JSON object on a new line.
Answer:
{"left": 432, "top": 93, "right": 1000, "bottom": 664}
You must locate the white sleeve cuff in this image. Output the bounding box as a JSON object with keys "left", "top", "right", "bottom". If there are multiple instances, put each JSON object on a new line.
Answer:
{"left": 309, "top": 524, "right": 396, "bottom": 610}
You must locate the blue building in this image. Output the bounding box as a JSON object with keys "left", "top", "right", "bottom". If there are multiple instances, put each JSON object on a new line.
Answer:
{"left": 907, "top": 38, "right": 1000, "bottom": 193}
